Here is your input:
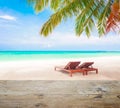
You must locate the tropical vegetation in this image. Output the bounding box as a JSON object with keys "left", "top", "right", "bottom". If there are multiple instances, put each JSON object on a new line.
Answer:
{"left": 28, "top": 0, "right": 120, "bottom": 37}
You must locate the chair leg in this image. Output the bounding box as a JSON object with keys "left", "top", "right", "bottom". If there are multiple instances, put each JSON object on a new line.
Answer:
{"left": 83, "top": 71, "right": 87, "bottom": 75}
{"left": 70, "top": 71, "right": 72, "bottom": 77}
{"left": 83, "top": 72, "right": 84, "bottom": 75}
{"left": 54, "top": 67, "right": 56, "bottom": 71}
{"left": 96, "top": 69, "right": 98, "bottom": 74}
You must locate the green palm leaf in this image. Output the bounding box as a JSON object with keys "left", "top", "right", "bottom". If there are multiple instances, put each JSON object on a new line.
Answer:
{"left": 28, "top": 0, "right": 114, "bottom": 37}
{"left": 28, "top": 0, "right": 49, "bottom": 13}
{"left": 97, "top": 0, "right": 111, "bottom": 36}
{"left": 75, "top": 0, "right": 104, "bottom": 37}
{"left": 41, "top": 0, "right": 81, "bottom": 36}
{"left": 50, "top": 0, "right": 62, "bottom": 11}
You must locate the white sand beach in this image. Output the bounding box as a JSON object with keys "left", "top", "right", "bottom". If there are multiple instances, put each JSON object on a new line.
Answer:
{"left": 0, "top": 56, "right": 120, "bottom": 80}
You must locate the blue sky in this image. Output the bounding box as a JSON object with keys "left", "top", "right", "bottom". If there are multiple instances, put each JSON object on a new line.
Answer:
{"left": 0, "top": 0, "right": 120, "bottom": 51}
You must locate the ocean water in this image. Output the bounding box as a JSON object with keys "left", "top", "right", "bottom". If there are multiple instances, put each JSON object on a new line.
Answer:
{"left": 0, "top": 51, "right": 120, "bottom": 61}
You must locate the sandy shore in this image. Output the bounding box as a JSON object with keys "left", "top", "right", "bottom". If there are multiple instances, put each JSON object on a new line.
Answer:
{"left": 0, "top": 56, "right": 120, "bottom": 80}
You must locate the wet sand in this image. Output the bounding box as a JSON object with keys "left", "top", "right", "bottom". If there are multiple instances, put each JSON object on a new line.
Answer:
{"left": 0, "top": 81, "right": 120, "bottom": 108}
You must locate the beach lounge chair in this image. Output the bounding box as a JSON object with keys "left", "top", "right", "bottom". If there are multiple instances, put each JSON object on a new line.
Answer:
{"left": 55, "top": 61, "right": 98, "bottom": 77}
{"left": 55, "top": 61, "right": 82, "bottom": 77}
{"left": 77, "top": 62, "right": 98, "bottom": 75}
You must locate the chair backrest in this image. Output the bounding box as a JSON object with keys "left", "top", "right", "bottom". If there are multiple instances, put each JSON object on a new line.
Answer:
{"left": 78, "top": 62, "right": 94, "bottom": 68}
{"left": 64, "top": 61, "right": 80, "bottom": 70}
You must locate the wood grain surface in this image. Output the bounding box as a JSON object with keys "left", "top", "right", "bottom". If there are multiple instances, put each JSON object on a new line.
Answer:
{"left": 0, "top": 81, "right": 120, "bottom": 108}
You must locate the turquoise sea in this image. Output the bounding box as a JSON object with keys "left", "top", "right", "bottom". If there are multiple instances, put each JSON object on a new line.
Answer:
{"left": 0, "top": 51, "right": 120, "bottom": 61}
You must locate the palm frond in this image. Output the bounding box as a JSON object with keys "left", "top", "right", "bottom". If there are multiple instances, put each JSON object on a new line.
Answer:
{"left": 97, "top": 0, "right": 111, "bottom": 36}
{"left": 28, "top": 0, "right": 115, "bottom": 37}
{"left": 28, "top": 0, "right": 49, "bottom": 13}
{"left": 106, "top": 2, "right": 120, "bottom": 33}
{"left": 75, "top": 0, "right": 94, "bottom": 36}
{"left": 50, "top": 0, "right": 62, "bottom": 11}
{"left": 75, "top": 0, "right": 102, "bottom": 37}
{"left": 40, "top": 0, "right": 81, "bottom": 36}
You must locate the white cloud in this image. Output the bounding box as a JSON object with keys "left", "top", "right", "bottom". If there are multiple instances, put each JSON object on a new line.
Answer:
{"left": 0, "top": 15, "right": 16, "bottom": 21}
{"left": 1, "top": 32, "right": 120, "bottom": 50}
{"left": 46, "top": 32, "right": 120, "bottom": 50}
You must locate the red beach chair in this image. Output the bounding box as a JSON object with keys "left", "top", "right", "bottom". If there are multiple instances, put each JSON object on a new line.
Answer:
{"left": 55, "top": 61, "right": 81, "bottom": 77}
{"left": 55, "top": 62, "right": 98, "bottom": 77}
{"left": 77, "top": 62, "right": 98, "bottom": 75}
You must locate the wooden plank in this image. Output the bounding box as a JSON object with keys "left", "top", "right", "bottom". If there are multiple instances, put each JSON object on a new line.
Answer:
{"left": 0, "top": 81, "right": 120, "bottom": 108}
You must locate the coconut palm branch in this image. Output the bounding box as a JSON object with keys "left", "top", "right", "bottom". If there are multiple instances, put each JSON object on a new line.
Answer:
{"left": 28, "top": 0, "right": 115, "bottom": 37}
{"left": 106, "top": 0, "right": 120, "bottom": 33}
{"left": 41, "top": 0, "right": 81, "bottom": 36}
{"left": 75, "top": 0, "right": 105, "bottom": 37}
{"left": 28, "top": 0, "right": 65, "bottom": 12}
{"left": 98, "top": 0, "right": 111, "bottom": 36}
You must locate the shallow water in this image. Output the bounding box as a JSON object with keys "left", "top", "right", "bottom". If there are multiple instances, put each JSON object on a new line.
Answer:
{"left": 0, "top": 51, "right": 120, "bottom": 61}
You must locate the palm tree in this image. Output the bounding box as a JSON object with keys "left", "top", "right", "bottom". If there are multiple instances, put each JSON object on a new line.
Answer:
{"left": 28, "top": 0, "right": 120, "bottom": 37}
